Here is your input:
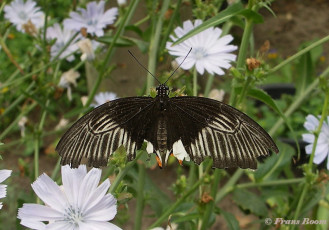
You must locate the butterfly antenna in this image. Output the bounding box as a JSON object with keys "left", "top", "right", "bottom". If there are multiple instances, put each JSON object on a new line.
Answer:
{"left": 128, "top": 50, "right": 161, "bottom": 84}
{"left": 164, "top": 47, "right": 192, "bottom": 84}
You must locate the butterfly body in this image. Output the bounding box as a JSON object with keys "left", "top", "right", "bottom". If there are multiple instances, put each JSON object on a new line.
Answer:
{"left": 56, "top": 84, "right": 279, "bottom": 169}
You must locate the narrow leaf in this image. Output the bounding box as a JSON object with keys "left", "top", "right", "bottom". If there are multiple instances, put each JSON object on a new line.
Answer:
{"left": 221, "top": 210, "right": 240, "bottom": 230}
{"left": 172, "top": 3, "right": 244, "bottom": 46}
{"left": 233, "top": 189, "right": 268, "bottom": 217}
{"left": 239, "top": 9, "right": 264, "bottom": 23}
{"left": 247, "top": 87, "right": 300, "bottom": 159}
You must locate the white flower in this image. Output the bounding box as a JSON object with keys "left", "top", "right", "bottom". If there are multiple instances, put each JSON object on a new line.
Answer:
{"left": 18, "top": 165, "right": 121, "bottom": 230}
{"left": 47, "top": 23, "right": 80, "bottom": 62}
{"left": 0, "top": 169, "right": 12, "bottom": 209}
{"left": 55, "top": 118, "right": 69, "bottom": 131}
{"left": 4, "top": 0, "right": 44, "bottom": 33}
{"left": 18, "top": 116, "right": 28, "bottom": 137}
{"left": 81, "top": 96, "right": 89, "bottom": 107}
{"left": 64, "top": 1, "right": 118, "bottom": 37}
{"left": 166, "top": 19, "right": 237, "bottom": 75}
{"left": 78, "top": 39, "right": 95, "bottom": 61}
{"left": 91, "top": 92, "right": 118, "bottom": 108}
{"left": 150, "top": 223, "right": 178, "bottom": 230}
{"left": 208, "top": 89, "right": 225, "bottom": 102}
{"left": 59, "top": 69, "right": 80, "bottom": 101}
{"left": 117, "top": 0, "right": 127, "bottom": 6}
{"left": 302, "top": 115, "right": 329, "bottom": 169}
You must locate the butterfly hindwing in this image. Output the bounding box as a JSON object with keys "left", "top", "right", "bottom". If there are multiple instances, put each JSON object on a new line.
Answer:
{"left": 56, "top": 97, "right": 156, "bottom": 167}
{"left": 168, "top": 96, "right": 279, "bottom": 169}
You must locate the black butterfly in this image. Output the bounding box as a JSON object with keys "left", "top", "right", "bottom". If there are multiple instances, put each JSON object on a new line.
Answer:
{"left": 56, "top": 82, "right": 279, "bottom": 169}
{"left": 56, "top": 49, "right": 278, "bottom": 169}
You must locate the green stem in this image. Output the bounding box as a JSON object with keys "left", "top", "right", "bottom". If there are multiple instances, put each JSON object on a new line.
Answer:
{"left": 52, "top": 32, "right": 80, "bottom": 62}
{"left": 308, "top": 91, "right": 329, "bottom": 168}
{"left": 34, "top": 100, "right": 50, "bottom": 180}
{"left": 261, "top": 147, "right": 285, "bottom": 181}
{"left": 187, "top": 67, "right": 199, "bottom": 191}
{"left": 134, "top": 15, "right": 150, "bottom": 27}
{"left": 236, "top": 178, "right": 304, "bottom": 189}
{"left": 0, "top": 102, "right": 37, "bottom": 141}
{"left": 0, "top": 33, "right": 79, "bottom": 90}
{"left": 51, "top": 158, "right": 61, "bottom": 180}
{"left": 267, "top": 34, "right": 329, "bottom": 76}
{"left": 236, "top": 77, "right": 252, "bottom": 109}
{"left": 204, "top": 74, "right": 214, "bottom": 97}
{"left": 146, "top": 0, "right": 171, "bottom": 93}
{"left": 193, "top": 67, "right": 198, "bottom": 96}
{"left": 148, "top": 177, "right": 204, "bottom": 229}
{"left": 293, "top": 183, "right": 308, "bottom": 226}
{"left": 0, "top": 34, "right": 24, "bottom": 74}
{"left": 293, "top": 78, "right": 329, "bottom": 225}
{"left": 108, "top": 150, "right": 143, "bottom": 193}
{"left": 215, "top": 168, "right": 244, "bottom": 203}
{"left": 85, "top": 0, "right": 139, "bottom": 107}
{"left": 84, "top": 65, "right": 116, "bottom": 109}
{"left": 269, "top": 64, "right": 329, "bottom": 136}
{"left": 159, "top": 0, "right": 182, "bottom": 53}
{"left": 0, "top": 82, "right": 35, "bottom": 118}
{"left": 34, "top": 134, "right": 41, "bottom": 204}
{"left": 134, "top": 163, "right": 146, "bottom": 230}
{"left": 34, "top": 134, "right": 40, "bottom": 181}
{"left": 230, "top": 19, "right": 254, "bottom": 106}
{"left": 200, "top": 169, "right": 221, "bottom": 230}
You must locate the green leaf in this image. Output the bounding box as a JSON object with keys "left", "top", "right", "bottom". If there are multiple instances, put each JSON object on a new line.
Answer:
{"left": 127, "top": 168, "right": 171, "bottom": 216}
{"left": 172, "top": 3, "right": 244, "bottom": 46}
{"left": 97, "top": 36, "right": 149, "bottom": 53}
{"left": 254, "top": 142, "right": 295, "bottom": 181}
{"left": 125, "top": 25, "right": 143, "bottom": 37}
{"left": 233, "top": 189, "right": 268, "bottom": 217}
{"left": 299, "top": 184, "right": 329, "bottom": 218}
{"left": 246, "top": 87, "right": 300, "bottom": 159}
{"left": 296, "top": 51, "right": 313, "bottom": 96}
{"left": 239, "top": 9, "right": 264, "bottom": 23}
{"left": 316, "top": 195, "right": 329, "bottom": 230}
{"left": 220, "top": 210, "right": 240, "bottom": 230}
{"left": 124, "top": 37, "right": 149, "bottom": 53}
{"left": 173, "top": 212, "right": 199, "bottom": 223}
{"left": 97, "top": 36, "right": 132, "bottom": 46}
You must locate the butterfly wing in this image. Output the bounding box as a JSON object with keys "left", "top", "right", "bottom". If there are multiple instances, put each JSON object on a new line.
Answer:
{"left": 168, "top": 96, "right": 279, "bottom": 169}
{"left": 56, "top": 97, "right": 156, "bottom": 167}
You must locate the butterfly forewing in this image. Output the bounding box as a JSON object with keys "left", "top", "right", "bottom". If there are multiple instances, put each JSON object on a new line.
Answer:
{"left": 168, "top": 96, "right": 279, "bottom": 169}
{"left": 56, "top": 97, "right": 156, "bottom": 167}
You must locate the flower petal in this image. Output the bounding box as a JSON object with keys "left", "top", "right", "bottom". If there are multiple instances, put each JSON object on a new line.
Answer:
{"left": 0, "top": 170, "right": 12, "bottom": 183}
{"left": 31, "top": 174, "right": 67, "bottom": 212}
{"left": 18, "top": 203, "right": 63, "bottom": 221}
{"left": 62, "top": 164, "right": 87, "bottom": 206}
{"left": 304, "top": 115, "right": 319, "bottom": 131}
{"left": 313, "top": 149, "right": 327, "bottom": 164}
{"left": 20, "top": 219, "right": 46, "bottom": 230}
{"left": 80, "top": 220, "right": 122, "bottom": 230}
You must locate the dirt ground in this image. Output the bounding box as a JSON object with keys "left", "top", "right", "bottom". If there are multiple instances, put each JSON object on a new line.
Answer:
{"left": 2, "top": 0, "right": 329, "bottom": 229}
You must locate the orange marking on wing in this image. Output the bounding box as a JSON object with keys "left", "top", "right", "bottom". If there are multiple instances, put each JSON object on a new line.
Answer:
{"left": 156, "top": 156, "right": 162, "bottom": 168}
{"left": 178, "top": 160, "right": 183, "bottom": 166}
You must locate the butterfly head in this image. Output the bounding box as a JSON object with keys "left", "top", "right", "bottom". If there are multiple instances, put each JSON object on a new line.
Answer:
{"left": 156, "top": 84, "right": 169, "bottom": 97}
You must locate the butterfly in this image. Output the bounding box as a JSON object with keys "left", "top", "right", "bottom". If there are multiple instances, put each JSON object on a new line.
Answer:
{"left": 56, "top": 84, "right": 279, "bottom": 169}
{"left": 56, "top": 50, "right": 279, "bottom": 169}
